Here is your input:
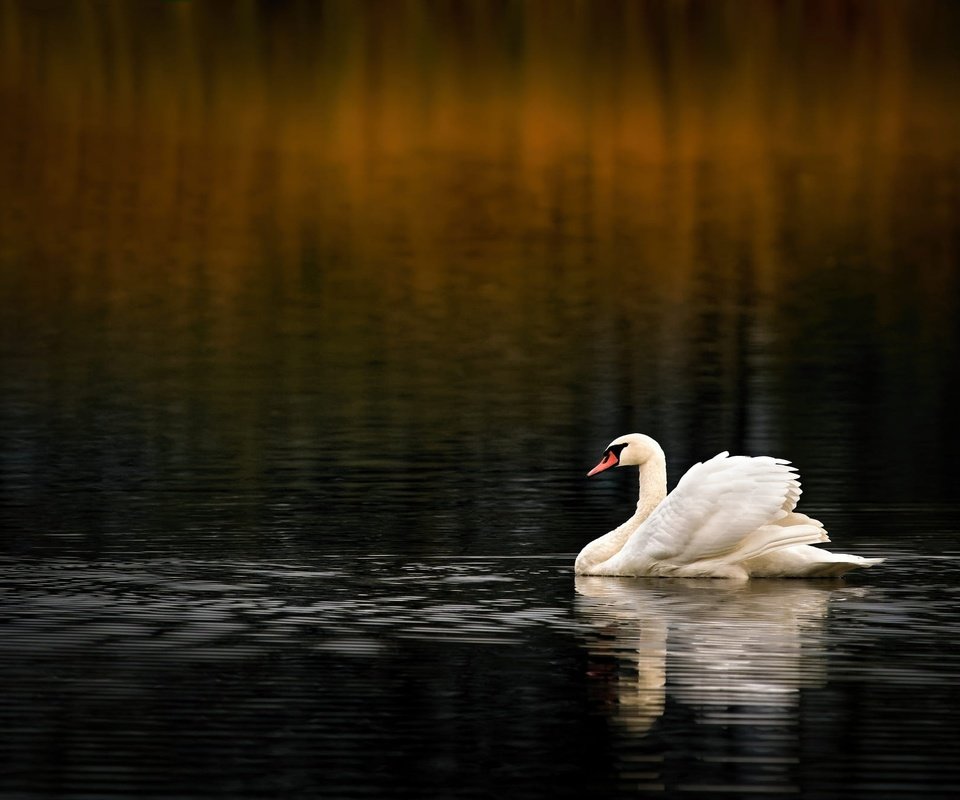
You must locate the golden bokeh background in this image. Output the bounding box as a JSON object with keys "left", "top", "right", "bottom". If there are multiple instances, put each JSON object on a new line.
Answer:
{"left": 3, "top": 0, "right": 957, "bottom": 293}
{"left": 1, "top": 1, "right": 959, "bottom": 528}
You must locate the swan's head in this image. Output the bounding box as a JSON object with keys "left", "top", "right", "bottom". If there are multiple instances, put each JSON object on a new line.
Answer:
{"left": 586, "top": 433, "right": 662, "bottom": 477}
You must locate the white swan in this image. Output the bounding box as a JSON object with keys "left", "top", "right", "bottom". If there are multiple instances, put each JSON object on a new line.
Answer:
{"left": 576, "top": 433, "right": 883, "bottom": 579}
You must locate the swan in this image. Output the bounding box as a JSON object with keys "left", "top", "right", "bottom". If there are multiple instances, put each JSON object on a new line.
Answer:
{"left": 576, "top": 433, "right": 883, "bottom": 579}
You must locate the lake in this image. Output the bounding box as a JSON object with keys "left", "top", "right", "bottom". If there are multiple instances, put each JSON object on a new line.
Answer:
{"left": 2, "top": 2, "right": 959, "bottom": 797}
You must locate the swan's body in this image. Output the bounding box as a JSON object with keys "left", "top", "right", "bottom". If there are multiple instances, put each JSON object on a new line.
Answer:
{"left": 577, "top": 434, "right": 883, "bottom": 579}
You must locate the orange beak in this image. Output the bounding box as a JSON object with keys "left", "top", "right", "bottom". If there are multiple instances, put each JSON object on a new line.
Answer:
{"left": 587, "top": 450, "right": 618, "bottom": 477}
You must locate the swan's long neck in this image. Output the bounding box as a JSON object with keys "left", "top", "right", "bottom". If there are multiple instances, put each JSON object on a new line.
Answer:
{"left": 636, "top": 454, "right": 668, "bottom": 520}
{"left": 574, "top": 452, "right": 668, "bottom": 574}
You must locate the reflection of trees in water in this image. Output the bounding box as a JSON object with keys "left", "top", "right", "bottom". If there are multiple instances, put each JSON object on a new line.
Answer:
{"left": 3, "top": 1, "right": 956, "bottom": 281}
{"left": 576, "top": 577, "right": 864, "bottom": 793}
{"left": 2, "top": 2, "right": 957, "bottom": 542}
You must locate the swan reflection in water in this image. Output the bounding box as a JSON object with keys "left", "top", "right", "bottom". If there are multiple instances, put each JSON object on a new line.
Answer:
{"left": 575, "top": 577, "right": 861, "bottom": 737}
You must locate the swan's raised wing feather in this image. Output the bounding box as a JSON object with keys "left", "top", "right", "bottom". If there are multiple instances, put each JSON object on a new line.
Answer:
{"left": 623, "top": 452, "right": 805, "bottom": 566}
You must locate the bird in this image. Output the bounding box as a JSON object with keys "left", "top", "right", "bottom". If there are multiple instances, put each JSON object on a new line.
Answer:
{"left": 576, "top": 433, "right": 883, "bottom": 579}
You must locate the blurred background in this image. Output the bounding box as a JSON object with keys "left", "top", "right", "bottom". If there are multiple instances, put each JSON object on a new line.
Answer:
{"left": 1, "top": 0, "right": 959, "bottom": 555}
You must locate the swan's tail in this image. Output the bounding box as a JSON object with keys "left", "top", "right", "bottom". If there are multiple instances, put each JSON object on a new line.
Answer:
{"left": 728, "top": 512, "right": 828, "bottom": 563}
{"left": 742, "top": 544, "right": 884, "bottom": 578}
{"left": 789, "top": 552, "right": 885, "bottom": 577}
{"left": 725, "top": 512, "right": 884, "bottom": 577}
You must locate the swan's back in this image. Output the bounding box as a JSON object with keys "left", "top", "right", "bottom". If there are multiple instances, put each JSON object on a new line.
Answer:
{"left": 608, "top": 453, "right": 828, "bottom": 577}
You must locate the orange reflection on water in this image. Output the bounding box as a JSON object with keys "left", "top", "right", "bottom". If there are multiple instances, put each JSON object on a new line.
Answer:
{"left": 1, "top": 0, "right": 958, "bottom": 312}
{"left": 1, "top": 1, "right": 958, "bottom": 508}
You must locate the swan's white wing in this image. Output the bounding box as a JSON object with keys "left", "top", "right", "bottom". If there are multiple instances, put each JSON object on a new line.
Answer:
{"left": 622, "top": 452, "right": 806, "bottom": 566}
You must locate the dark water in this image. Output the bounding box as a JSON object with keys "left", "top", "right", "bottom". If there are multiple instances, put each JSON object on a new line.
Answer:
{"left": 2, "top": 2, "right": 960, "bottom": 797}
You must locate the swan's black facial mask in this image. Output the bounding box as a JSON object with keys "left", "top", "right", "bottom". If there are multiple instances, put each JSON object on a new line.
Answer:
{"left": 586, "top": 443, "right": 629, "bottom": 477}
